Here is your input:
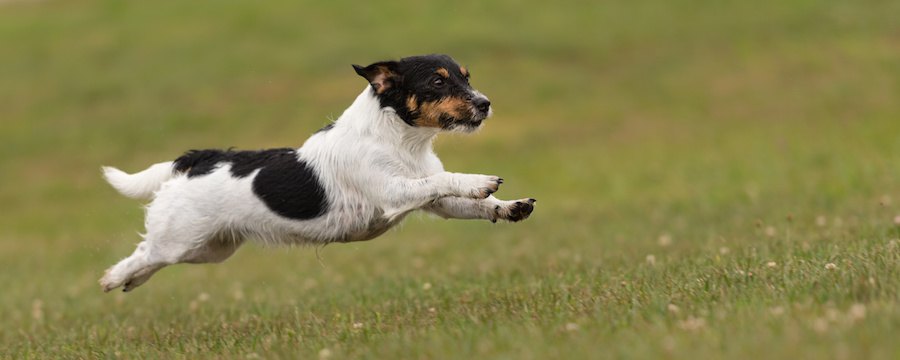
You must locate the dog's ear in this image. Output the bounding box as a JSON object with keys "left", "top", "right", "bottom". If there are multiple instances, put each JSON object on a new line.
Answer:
{"left": 352, "top": 61, "right": 399, "bottom": 94}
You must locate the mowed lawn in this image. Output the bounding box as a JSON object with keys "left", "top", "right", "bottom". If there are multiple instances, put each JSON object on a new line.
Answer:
{"left": 2, "top": 0, "right": 900, "bottom": 358}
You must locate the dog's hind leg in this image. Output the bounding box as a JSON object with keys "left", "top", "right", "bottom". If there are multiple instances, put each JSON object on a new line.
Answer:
{"left": 99, "top": 236, "right": 202, "bottom": 292}
{"left": 119, "top": 236, "right": 242, "bottom": 292}
{"left": 100, "top": 176, "right": 246, "bottom": 293}
{"left": 99, "top": 239, "right": 166, "bottom": 292}
{"left": 100, "top": 207, "right": 219, "bottom": 292}
{"left": 180, "top": 236, "right": 243, "bottom": 264}
{"left": 100, "top": 227, "right": 243, "bottom": 292}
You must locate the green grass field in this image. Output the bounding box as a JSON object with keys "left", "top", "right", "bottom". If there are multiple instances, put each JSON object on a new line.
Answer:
{"left": 2, "top": 0, "right": 900, "bottom": 358}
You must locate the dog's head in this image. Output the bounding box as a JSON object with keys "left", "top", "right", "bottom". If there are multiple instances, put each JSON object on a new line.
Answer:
{"left": 353, "top": 54, "right": 491, "bottom": 133}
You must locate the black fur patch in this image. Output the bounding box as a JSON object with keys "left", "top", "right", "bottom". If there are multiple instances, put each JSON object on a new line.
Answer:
{"left": 174, "top": 148, "right": 288, "bottom": 178}
{"left": 173, "top": 148, "right": 327, "bottom": 220}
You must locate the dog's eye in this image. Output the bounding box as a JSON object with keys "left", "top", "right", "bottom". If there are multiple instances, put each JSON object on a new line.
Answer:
{"left": 432, "top": 78, "right": 445, "bottom": 87}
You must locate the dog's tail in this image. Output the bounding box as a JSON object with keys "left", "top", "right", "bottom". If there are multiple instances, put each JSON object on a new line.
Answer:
{"left": 101, "top": 162, "right": 176, "bottom": 200}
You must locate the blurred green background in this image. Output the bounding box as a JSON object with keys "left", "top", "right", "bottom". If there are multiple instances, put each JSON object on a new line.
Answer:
{"left": 2, "top": 0, "right": 899, "bottom": 358}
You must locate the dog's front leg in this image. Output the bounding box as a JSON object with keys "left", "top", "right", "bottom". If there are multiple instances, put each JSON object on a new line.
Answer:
{"left": 380, "top": 172, "right": 502, "bottom": 220}
{"left": 425, "top": 195, "right": 536, "bottom": 223}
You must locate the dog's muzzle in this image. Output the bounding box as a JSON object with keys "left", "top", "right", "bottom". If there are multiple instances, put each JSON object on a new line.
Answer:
{"left": 473, "top": 97, "right": 491, "bottom": 116}
{"left": 469, "top": 94, "right": 492, "bottom": 124}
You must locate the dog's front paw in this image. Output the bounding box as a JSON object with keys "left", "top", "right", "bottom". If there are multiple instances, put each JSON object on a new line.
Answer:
{"left": 455, "top": 174, "right": 503, "bottom": 199}
{"left": 493, "top": 198, "right": 536, "bottom": 222}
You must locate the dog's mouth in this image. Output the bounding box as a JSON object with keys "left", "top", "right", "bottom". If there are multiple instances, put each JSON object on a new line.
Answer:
{"left": 453, "top": 106, "right": 490, "bottom": 132}
{"left": 452, "top": 116, "right": 485, "bottom": 133}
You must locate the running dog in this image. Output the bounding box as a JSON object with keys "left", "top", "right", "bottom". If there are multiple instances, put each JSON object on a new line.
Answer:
{"left": 99, "top": 54, "right": 536, "bottom": 292}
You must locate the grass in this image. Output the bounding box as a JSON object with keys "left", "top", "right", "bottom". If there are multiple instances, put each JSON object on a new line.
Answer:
{"left": 2, "top": 0, "right": 900, "bottom": 358}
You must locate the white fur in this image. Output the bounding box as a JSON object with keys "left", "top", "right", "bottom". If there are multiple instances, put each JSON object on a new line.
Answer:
{"left": 99, "top": 87, "right": 533, "bottom": 292}
{"left": 102, "top": 162, "right": 175, "bottom": 199}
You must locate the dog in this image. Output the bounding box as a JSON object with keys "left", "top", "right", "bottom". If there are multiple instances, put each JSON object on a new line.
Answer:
{"left": 99, "top": 54, "right": 536, "bottom": 292}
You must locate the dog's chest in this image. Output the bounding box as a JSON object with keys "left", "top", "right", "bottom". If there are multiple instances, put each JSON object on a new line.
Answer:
{"left": 393, "top": 150, "right": 443, "bottom": 178}
{"left": 332, "top": 152, "right": 440, "bottom": 242}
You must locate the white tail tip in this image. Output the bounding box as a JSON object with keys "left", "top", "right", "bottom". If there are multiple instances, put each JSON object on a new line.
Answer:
{"left": 102, "top": 162, "right": 175, "bottom": 200}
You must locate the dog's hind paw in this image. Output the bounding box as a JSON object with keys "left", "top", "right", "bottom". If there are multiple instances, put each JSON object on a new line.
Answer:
{"left": 99, "top": 278, "right": 122, "bottom": 293}
{"left": 99, "top": 268, "right": 125, "bottom": 293}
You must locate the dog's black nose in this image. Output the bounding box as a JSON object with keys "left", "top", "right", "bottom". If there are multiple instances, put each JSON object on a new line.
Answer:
{"left": 474, "top": 98, "right": 491, "bottom": 113}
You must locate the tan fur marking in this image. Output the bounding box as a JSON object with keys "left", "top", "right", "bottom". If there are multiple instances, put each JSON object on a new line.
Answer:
{"left": 435, "top": 67, "right": 450, "bottom": 78}
{"left": 406, "top": 95, "right": 418, "bottom": 112}
{"left": 414, "top": 96, "right": 469, "bottom": 128}
{"left": 460, "top": 66, "right": 468, "bottom": 77}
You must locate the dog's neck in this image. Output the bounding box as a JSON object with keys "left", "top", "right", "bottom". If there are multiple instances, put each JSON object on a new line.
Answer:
{"left": 338, "top": 87, "right": 440, "bottom": 154}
